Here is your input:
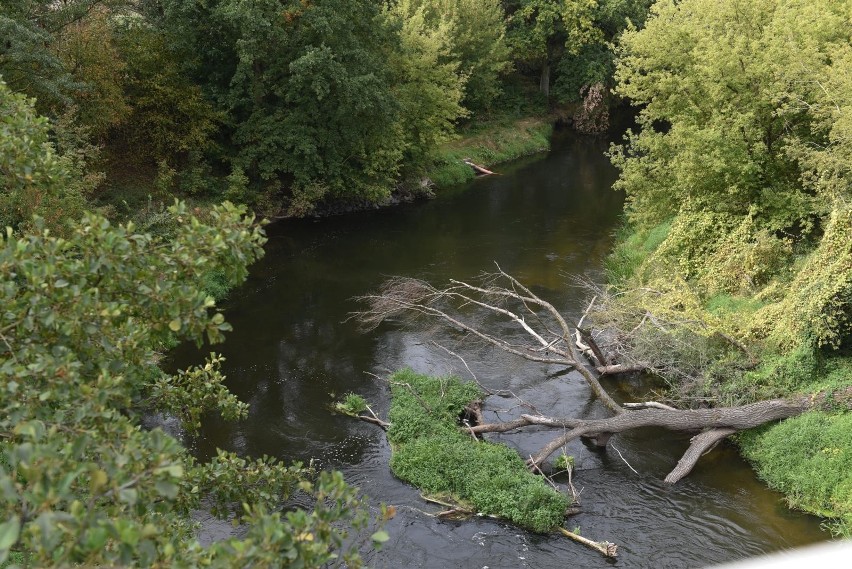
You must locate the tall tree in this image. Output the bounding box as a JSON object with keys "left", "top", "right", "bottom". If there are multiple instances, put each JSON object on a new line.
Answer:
{"left": 383, "top": 1, "right": 469, "bottom": 171}
{"left": 507, "top": 0, "right": 600, "bottom": 96}
{"left": 402, "top": 0, "right": 511, "bottom": 113}
{"left": 162, "top": 0, "right": 406, "bottom": 211}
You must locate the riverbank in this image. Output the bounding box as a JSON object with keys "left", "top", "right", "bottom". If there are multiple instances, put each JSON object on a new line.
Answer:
{"left": 602, "top": 223, "right": 852, "bottom": 537}
{"left": 427, "top": 116, "right": 554, "bottom": 188}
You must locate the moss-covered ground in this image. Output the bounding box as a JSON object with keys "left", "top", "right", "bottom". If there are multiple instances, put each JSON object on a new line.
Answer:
{"left": 386, "top": 369, "right": 568, "bottom": 533}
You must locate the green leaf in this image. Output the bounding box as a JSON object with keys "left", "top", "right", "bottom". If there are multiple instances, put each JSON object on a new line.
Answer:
{"left": 0, "top": 516, "right": 21, "bottom": 552}
{"left": 168, "top": 318, "right": 182, "bottom": 332}
{"left": 90, "top": 469, "right": 108, "bottom": 493}
{"left": 371, "top": 530, "right": 389, "bottom": 544}
{"left": 155, "top": 480, "right": 179, "bottom": 500}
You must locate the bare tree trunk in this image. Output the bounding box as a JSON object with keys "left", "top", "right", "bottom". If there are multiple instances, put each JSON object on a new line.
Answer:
{"left": 471, "top": 396, "right": 821, "bottom": 476}
{"left": 540, "top": 62, "right": 550, "bottom": 97}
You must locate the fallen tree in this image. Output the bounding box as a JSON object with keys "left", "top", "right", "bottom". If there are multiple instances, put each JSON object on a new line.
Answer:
{"left": 354, "top": 266, "right": 852, "bottom": 483}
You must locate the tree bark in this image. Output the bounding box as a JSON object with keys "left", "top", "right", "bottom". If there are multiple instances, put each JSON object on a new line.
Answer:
{"left": 540, "top": 61, "right": 550, "bottom": 97}
{"left": 471, "top": 392, "right": 851, "bottom": 479}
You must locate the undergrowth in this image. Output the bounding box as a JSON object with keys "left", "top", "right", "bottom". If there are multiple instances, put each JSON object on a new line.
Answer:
{"left": 601, "top": 217, "right": 852, "bottom": 536}
{"left": 386, "top": 369, "right": 568, "bottom": 533}
{"left": 604, "top": 220, "right": 670, "bottom": 285}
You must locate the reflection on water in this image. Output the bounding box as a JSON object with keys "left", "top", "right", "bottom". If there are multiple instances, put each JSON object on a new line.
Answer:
{"left": 169, "top": 130, "right": 828, "bottom": 567}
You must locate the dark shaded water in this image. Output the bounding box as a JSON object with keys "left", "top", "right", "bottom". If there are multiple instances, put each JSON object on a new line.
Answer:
{"left": 170, "top": 131, "right": 828, "bottom": 567}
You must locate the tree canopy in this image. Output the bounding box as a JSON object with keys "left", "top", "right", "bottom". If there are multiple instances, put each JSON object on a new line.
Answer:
{"left": 0, "top": 82, "right": 383, "bottom": 566}
{"left": 605, "top": 0, "right": 852, "bottom": 531}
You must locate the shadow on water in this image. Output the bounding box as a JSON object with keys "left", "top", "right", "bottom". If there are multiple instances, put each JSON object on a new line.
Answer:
{"left": 168, "top": 129, "right": 828, "bottom": 567}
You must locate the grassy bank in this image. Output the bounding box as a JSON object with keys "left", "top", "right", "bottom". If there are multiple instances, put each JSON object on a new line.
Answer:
{"left": 603, "top": 222, "right": 852, "bottom": 537}
{"left": 384, "top": 369, "right": 568, "bottom": 533}
{"left": 428, "top": 116, "right": 554, "bottom": 188}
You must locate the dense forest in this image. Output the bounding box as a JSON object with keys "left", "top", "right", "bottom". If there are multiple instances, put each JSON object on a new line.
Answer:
{"left": 1, "top": 0, "right": 851, "bottom": 566}
{"left": 1, "top": 0, "right": 651, "bottom": 227}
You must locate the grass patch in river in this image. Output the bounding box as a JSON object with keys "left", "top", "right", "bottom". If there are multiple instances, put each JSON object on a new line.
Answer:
{"left": 387, "top": 369, "right": 568, "bottom": 533}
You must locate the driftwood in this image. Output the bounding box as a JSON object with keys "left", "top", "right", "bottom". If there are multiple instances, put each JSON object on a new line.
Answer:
{"left": 462, "top": 158, "right": 496, "bottom": 176}
{"left": 353, "top": 266, "right": 852, "bottom": 483}
{"left": 558, "top": 527, "right": 618, "bottom": 558}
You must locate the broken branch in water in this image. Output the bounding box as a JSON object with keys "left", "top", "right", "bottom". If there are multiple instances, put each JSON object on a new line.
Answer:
{"left": 558, "top": 527, "right": 618, "bottom": 558}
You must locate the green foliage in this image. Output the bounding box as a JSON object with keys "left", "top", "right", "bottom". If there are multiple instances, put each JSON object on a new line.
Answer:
{"left": 53, "top": 7, "right": 131, "bottom": 139}
{"left": 554, "top": 454, "right": 574, "bottom": 471}
{"left": 749, "top": 208, "right": 852, "bottom": 350}
{"left": 605, "top": 0, "right": 852, "bottom": 531}
{"left": 386, "top": 369, "right": 568, "bottom": 533}
{"left": 608, "top": 0, "right": 852, "bottom": 352}
{"left": 613, "top": 0, "right": 850, "bottom": 231}
{"left": 384, "top": 1, "right": 469, "bottom": 172}
{"left": 0, "top": 80, "right": 89, "bottom": 235}
{"left": 604, "top": 219, "right": 669, "bottom": 284}
{"left": 0, "top": 192, "right": 375, "bottom": 565}
{"left": 335, "top": 393, "right": 369, "bottom": 416}
{"left": 403, "top": 0, "right": 511, "bottom": 113}
{"left": 508, "top": 0, "right": 651, "bottom": 98}
{"left": 113, "top": 21, "right": 222, "bottom": 172}
{"left": 739, "top": 412, "right": 852, "bottom": 537}
{"left": 163, "top": 0, "right": 405, "bottom": 208}
{"left": 552, "top": 42, "right": 613, "bottom": 103}
{"left": 0, "top": 0, "right": 81, "bottom": 113}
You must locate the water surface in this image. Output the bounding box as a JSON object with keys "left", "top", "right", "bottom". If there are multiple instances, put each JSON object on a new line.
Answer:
{"left": 170, "top": 131, "right": 828, "bottom": 567}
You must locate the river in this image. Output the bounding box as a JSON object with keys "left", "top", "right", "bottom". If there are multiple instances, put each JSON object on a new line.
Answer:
{"left": 169, "top": 130, "right": 828, "bottom": 567}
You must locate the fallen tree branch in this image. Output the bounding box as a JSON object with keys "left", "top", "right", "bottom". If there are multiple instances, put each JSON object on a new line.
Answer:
{"left": 353, "top": 414, "right": 390, "bottom": 430}
{"left": 470, "top": 391, "right": 852, "bottom": 478}
{"left": 557, "top": 527, "right": 618, "bottom": 558}
{"left": 596, "top": 363, "right": 648, "bottom": 376}
{"left": 354, "top": 269, "right": 852, "bottom": 485}
{"left": 664, "top": 428, "right": 736, "bottom": 484}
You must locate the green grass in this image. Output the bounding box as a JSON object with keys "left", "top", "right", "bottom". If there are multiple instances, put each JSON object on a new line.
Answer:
{"left": 386, "top": 369, "right": 568, "bottom": 533}
{"left": 335, "top": 393, "right": 368, "bottom": 415}
{"left": 604, "top": 220, "right": 671, "bottom": 284}
{"left": 428, "top": 117, "right": 554, "bottom": 188}
{"left": 705, "top": 293, "right": 766, "bottom": 317}
{"left": 739, "top": 411, "right": 852, "bottom": 537}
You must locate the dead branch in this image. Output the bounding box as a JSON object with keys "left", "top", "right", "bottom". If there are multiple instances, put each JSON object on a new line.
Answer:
{"left": 558, "top": 527, "right": 618, "bottom": 558}
{"left": 623, "top": 401, "right": 677, "bottom": 411}
{"left": 354, "top": 270, "right": 852, "bottom": 485}
{"left": 354, "top": 272, "right": 620, "bottom": 413}
{"left": 353, "top": 414, "right": 390, "bottom": 430}
{"left": 664, "top": 428, "right": 737, "bottom": 483}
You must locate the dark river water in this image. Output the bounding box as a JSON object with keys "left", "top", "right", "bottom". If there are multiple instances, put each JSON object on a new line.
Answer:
{"left": 169, "top": 130, "right": 828, "bottom": 567}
